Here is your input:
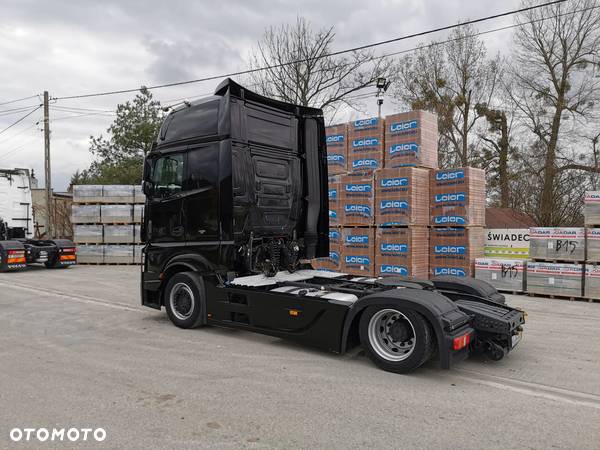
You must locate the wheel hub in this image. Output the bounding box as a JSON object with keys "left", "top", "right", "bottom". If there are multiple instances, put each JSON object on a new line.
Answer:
{"left": 169, "top": 283, "right": 195, "bottom": 321}
{"left": 368, "top": 309, "right": 416, "bottom": 362}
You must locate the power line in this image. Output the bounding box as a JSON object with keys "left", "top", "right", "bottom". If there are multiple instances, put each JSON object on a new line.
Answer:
{"left": 0, "top": 106, "right": 42, "bottom": 136}
{"left": 54, "top": 0, "right": 568, "bottom": 100}
{"left": 0, "top": 104, "right": 42, "bottom": 116}
{"left": 0, "top": 119, "right": 41, "bottom": 146}
{"left": 0, "top": 94, "right": 40, "bottom": 107}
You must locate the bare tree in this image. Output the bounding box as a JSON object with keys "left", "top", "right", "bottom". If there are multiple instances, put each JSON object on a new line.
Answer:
{"left": 392, "top": 24, "right": 502, "bottom": 167}
{"left": 247, "top": 17, "right": 392, "bottom": 113}
{"left": 475, "top": 102, "right": 521, "bottom": 208}
{"left": 509, "top": 0, "right": 600, "bottom": 225}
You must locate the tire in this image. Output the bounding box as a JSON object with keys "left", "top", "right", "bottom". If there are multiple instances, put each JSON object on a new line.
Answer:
{"left": 359, "top": 305, "right": 434, "bottom": 374}
{"left": 164, "top": 272, "right": 206, "bottom": 329}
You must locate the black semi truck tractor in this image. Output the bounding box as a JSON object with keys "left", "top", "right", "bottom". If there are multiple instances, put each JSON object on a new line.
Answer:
{"left": 140, "top": 79, "right": 525, "bottom": 373}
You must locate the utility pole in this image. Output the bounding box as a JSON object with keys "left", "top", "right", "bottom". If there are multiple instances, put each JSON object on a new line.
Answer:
{"left": 43, "top": 91, "right": 53, "bottom": 239}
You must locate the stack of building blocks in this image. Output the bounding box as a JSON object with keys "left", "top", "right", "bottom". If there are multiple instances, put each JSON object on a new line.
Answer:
{"left": 428, "top": 167, "right": 486, "bottom": 277}
{"left": 584, "top": 191, "right": 600, "bottom": 225}
{"left": 347, "top": 117, "right": 385, "bottom": 175}
{"left": 339, "top": 174, "right": 374, "bottom": 226}
{"left": 325, "top": 124, "right": 348, "bottom": 176}
{"left": 375, "top": 167, "right": 429, "bottom": 226}
{"left": 384, "top": 111, "right": 438, "bottom": 169}
{"left": 429, "top": 227, "right": 485, "bottom": 278}
{"left": 526, "top": 226, "right": 587, "bottom": 299}
{"left": 474, "top": 259, "right": 525, "bottom": 293}
{"left": 585, "top": 264, "right": 600, "bottom": 299}
{"left": 314, "top": 110, "right": 486, "bottom": 280}
{"left": 526, "top": 262, "right": 584, "bottom": 299}
{"left": 529, "top": 227, "right": 586, "bottom": 262}
{"left": 341, "top": 227, "right": 375, "bottom": 276}
{"left": 375, "top": 227, "right": 429, "bottom": 278}
{"left": 72, "top": 185, "right": 144, "bottom": 264}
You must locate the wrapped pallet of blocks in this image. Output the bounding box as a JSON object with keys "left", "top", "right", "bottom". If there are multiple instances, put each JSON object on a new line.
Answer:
{"left": 430, "top": 167, "right": 485, "bottom": 226}
{"left": 339, "top": 175, "right": 374, "bottom": 226}
{"left": 429, "top": 227, "right": 485, "bottom": 277}
{"left": 133, "top": 204, "right": 144, "bottom": 223}
{"left": 77, "top": 245, "right": 105, "bottom": 264}
{"left": 587, "top": 228, "right": 600, "bottom": 262}
{"left": 104, "top": 245, "right": 134, "bottom": 264}
{"left": 73, "top": 225, "right": 103, "bottom": 244}
{"left": 133, "top": 185, "right": 145, "bottom": 204}
{"left": 72, "top": 205, "right": 101, "bottom": 224}
{"left": 100, "top": 205, "right": 132, "bottom": 223}
{"left": 341, "top": 227, "right": 375, "bottom": 276}
{"left": 529, "top": 228, "right": 585, "bottom": 261}
{"left": 375, "top": 167, "right": 429, "bottom": 226}
{"left": 475, "top": 258, "right": 525, "bottom": 292}
{"left": 102, "top": 185, "right": 134, "bottom": 203}
{"left": 347, "top": 117, "right": 384, "bottom": 174}
{"left": 73, "top": 185, "right": 103, "bottom": 203}
{"left": 526, "top": 262, "right": 583, "bottom": 298}
{"left": 134, "top": 245, "right": 144, "bottom": 264}
{"left": 384, "top": 110, "right": 438, "bottom": 169}
{"left": 584, "top": 191, "right": 600, "bottom": 225}
{"left": 104, "top": 225, "right": 134, "bottom": 244}
{"left": 375, "top": 227, "right": 429, "bottom": 278}
{"left": 584, "top": 264, "right": 600, "bottom": 299}
{"left": 325, "top": 124, "right": 347, "bottom": 175}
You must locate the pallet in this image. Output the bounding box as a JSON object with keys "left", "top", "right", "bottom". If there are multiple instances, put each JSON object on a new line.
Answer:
{"left": 526, "top": 292, "right": 599, "bottom": 303}
{"left": 529, "top": 258, "right": 584, "bottom": 264}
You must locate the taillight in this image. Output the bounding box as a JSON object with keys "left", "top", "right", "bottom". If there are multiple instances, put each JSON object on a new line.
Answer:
{"left": 59, "top": 248, "right": 77, "bottom": 261}
{"left": 7, "top": 250, "right": 26, "bottom": 264}
{"left": 453, "top": 332, "right": 471, "bottom": 351}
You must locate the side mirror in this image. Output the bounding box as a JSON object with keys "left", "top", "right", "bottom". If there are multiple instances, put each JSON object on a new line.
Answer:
{"left": 142, "top": 181, "right": 152, "bottom": 196}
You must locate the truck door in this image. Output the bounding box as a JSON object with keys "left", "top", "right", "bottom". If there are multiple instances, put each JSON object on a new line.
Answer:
{"left": 183, "top": 143, "right": 220, "bottom": 242}
{"left": 146, "top": 151, "right": 186, "bottom": 243}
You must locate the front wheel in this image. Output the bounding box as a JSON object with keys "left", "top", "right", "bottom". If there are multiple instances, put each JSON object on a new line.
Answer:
{"left": 359, "top": 306, "right": 434, "bottom": 373}
{"left": 164, "top": 272, "right": 206, "bottom": 329}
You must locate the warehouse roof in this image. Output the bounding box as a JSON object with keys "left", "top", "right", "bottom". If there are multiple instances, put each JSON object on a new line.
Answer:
{"left": 485, "top": 208, "right": 537, "bottom": 228}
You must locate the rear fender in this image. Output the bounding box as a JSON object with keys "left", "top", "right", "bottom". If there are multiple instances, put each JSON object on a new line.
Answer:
{"left": 341, "top": 288, "right": 471, "bottom": 369}
{"left": 0, "top": 240, "right": 26, "bottom": 271}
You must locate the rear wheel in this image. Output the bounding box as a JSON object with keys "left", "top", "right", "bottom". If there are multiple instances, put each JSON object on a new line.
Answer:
{"left": 359, "top": 306, "right": 434, "bottom": 373}
{"left": 164, "top": 272, "right": 206, "bottom": 329}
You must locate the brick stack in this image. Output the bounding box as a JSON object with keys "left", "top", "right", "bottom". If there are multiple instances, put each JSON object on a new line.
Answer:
{"left": 429, "top": 168, "right": 486, "bottom": 277}
{"left": 384, "top": 111, "right": 438, "bottom": 169}
{"left": 316, "top": 111, "right": 486, "bottom": 278}
{"left": 72, "top": 185, "right": 144, "bottom": 264}
{"left": 325, "top": 124, "right": 347, "bottom": 175}
{"left": 584, "top": 195, "right": 600, "bottom": 300}
{"left": 347, "top": 118, "right": 385, "bottom": 175}
{"left": 526, "top": 227, "right": 586, "bottom": 298}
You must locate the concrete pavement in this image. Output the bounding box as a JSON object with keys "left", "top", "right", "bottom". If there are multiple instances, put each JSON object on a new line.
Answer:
{"left": 1, "top": 266, "right": 599, "bottom": 449}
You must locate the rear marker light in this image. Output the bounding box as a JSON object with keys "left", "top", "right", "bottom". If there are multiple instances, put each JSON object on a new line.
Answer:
{"left": 453, "top": 333, "right": 471, "bottom": 351}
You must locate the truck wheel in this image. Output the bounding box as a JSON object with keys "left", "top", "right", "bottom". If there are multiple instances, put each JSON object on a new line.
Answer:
{"left": 359, "top": 306, "right": 434, "bottom": 373}
{"left": 164, "top": 272, "right": 206, "bottom": 329}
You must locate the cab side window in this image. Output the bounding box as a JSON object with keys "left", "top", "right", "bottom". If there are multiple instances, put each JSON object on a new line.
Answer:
{"left": 151, "top": 154, "right": 184, "bottom": 199}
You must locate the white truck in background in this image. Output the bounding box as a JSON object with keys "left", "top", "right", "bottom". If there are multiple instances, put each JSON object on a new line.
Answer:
{"left": 0, "top": 168, "right": 76, "bottom": 271}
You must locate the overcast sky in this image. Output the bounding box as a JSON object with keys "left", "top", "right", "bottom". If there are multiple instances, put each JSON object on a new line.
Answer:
{"left": 0, "top": 0, "right": 520, "bottom": 191}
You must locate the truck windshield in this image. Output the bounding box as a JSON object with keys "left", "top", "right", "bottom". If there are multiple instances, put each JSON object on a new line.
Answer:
{"left": 150, "top": 154, "right": 184, "bottom": 199}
